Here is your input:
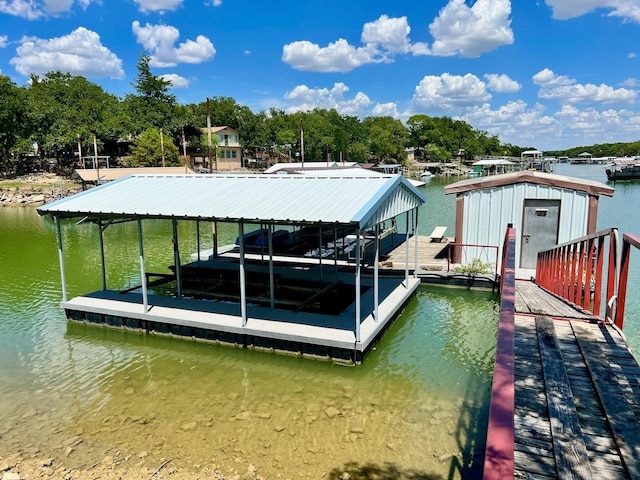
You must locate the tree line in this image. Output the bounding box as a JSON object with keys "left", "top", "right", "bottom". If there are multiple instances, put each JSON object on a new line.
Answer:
{"left": 0, "top": 53, "right": 549, "bottom": 178}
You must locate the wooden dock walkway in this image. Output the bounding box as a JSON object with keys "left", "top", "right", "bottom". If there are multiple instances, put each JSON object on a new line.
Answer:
{"left": 508, "top": 281, "right": 640, "bottom": 479}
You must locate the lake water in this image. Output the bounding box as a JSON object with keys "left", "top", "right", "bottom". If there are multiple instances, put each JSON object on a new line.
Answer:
{"left": 1, "top": 164, "right": 638, "bottom": 479}
{"left": 0, "top": 179, "right": 496, "bottom": 479}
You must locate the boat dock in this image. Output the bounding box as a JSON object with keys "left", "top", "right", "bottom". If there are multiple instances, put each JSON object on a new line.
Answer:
{"left": 485, "top": 228, "right": 640, "bottom": 479}
{"left": 513, "top": 281, "right": 640, "bottom": 478}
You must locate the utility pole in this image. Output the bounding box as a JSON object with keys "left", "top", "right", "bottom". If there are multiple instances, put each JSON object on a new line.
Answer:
{"left": 300, "top": 118, "right": 304, "bottom": 167}
{"left": 207, "top": 98, "right": 213, "bottom": 173}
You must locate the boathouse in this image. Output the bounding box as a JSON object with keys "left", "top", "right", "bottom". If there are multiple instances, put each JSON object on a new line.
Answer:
{"left": 444, "top": 170, "right": 614, "bottom": 271}
{"left": 37, "top": 174, "right": 425, "bottom": 363}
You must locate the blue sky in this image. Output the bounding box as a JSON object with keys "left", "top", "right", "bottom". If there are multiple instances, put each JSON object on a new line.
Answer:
{"left": 0, "top": 0, "right": 639, "bottom": 151}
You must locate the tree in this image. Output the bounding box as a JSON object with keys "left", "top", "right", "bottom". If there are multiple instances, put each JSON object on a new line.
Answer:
{"left": 25, "top": 72, "right": 121, "bottom": 168}
{"left": 123, "top": 53, "right": 177, "bottom": 135}
{"left": 0, "top": 75, "right": 29, "bottom": 176}
{"left": 363, "top": 116, "right": 408, "bottom": 163}
{"left": 129, "top": 128, "right": 180, "bottom": 167}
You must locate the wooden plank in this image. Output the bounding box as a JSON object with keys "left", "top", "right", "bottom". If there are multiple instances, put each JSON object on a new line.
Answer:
{"left": 536, "top": 316, "right": 594, "bottom": 480}
{"left": 573, "top": 321, "right": 640, "bottom": 479}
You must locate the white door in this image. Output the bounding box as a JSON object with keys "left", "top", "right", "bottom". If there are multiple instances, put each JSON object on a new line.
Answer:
{"left": 520, "top": 199, "right": 561, "bottom": 269}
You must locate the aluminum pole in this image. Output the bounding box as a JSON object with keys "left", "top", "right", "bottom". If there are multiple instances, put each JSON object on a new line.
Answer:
{"left": 355, "top": 229, "right": 361, "bottom": 343}
{"left": 137, "top": 220, "right": 148, "bottom": 313}
{"left": 268, "top": 224, "right": 275, "bottom": 309}
{"left": 405, "top": 212, "right": 410, "bottom": 288}
{"left": 374, "top": 223, "right": 379, "bottom": 322}
{"left": 55, "top": 217, "right": 67, "bottom": 302}
{"left": 98, "top": 220, "right": 107, "bottom": 290}
{"left": 414, "top": 208, "right": 419, "bottom": 278}
{"left": 173, "top": 219, "right": 182, "bottom": 299}
{"left": 239, "top": 222, "right": 247, "bottom": 326}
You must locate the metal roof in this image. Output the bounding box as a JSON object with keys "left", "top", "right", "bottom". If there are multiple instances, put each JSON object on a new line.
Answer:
{"left": 38, "top": 174, "right": 425, "bottom": 228}
{"left": 444, "top": 170, "right": 614, "bottom": 197}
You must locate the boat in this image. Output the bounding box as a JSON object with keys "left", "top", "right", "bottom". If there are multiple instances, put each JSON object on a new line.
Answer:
{"left": 605, "top": 157, "right": 640, "bottom": 181}
{"left": 419, "top": 170, "right": 432, "bottom": 178}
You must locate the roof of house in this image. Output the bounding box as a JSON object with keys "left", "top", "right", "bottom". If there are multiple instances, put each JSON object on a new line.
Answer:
{"left": 75, "top": 167, "right": 194, "bottom": 182}
{"left": 444, "top": 170, "right": 614, "bottom": 197}
{"left": 38, "top": 174, "right": 425, "bottom": 229}
{"left": 263, "top": 162, "right": 358, "bottom": 173}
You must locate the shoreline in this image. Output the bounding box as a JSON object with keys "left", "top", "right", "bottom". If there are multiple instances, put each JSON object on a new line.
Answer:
{"left": 0, "top": 174, "right": 81, "bottom": 207}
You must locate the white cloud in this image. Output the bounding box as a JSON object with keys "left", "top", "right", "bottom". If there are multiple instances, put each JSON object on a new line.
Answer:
{"left": 532, "top": 68, "right": 574, "bottom": 87}
{"left": 413, "top": 73, "right": 492, "bottom": 110}
{"left": 621, "top": 78, "right": 640, "bottom": 88}
{"left": 282, "top": 39, "right": 380, "bottom": 73}
{"left": 132, "top": 21, "right": 215, "bottom": 67}
{"left": 134, "top": 0, "right": 182, "bottom": 14}
{"left": 484, "top": 73, "right": 521, "bottom": 92}
{"left": 533, "top": 68, "right": 637, "bottom": 104}
{"left": 159, "top": 73, "right": 189, "bottom": 88}
{"left": 0, "top": 0, "right": 97, "bottom": 19}
{"left": 361, "top": 15, "right": 429, "bottom": 56}
{"left": 629, "top": 52, "right": 637, "bottom": 59}
{"left": 282, "top": 15, "right": 428, "bottom": 72}
{"left": 429, "top": 0, "right": 514, "bottom": 57}
{"left": 9, "top": 27, "right": 124, "bottom": 78}
{"left": 372, "top": 102, "right": 400, "bottom": 118}
{"left": 0, "top": 35, "right": 8, "bottom": 48}
{"left": 284, "top": 82, "right": 371, "bottom": 115}
{"left": 545, "top": 0, "right": 640, "bottom": 23}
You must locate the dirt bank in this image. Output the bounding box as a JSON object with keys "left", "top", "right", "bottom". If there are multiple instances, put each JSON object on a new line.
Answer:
{"left": 0, "top": 174, "right": 81, "bottom": 207}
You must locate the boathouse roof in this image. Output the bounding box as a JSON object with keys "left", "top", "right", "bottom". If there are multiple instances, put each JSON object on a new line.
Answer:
{"left": 444, "top": 170, "right": 614, "bottom": 197}
{"left": 38, "top": 174, "right": 425, "bottom": 228}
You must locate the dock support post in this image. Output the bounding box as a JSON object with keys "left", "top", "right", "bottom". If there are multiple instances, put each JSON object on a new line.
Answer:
{"left": 355, "top": 228, "right": 361, "bottom": 342}
{"left": 374, "top": 223, "right": 379, "bottom": 322}
{"left": 98, "top": 220, "right": 107, "bottom": 291}
{"left": 55, "top": 216, "right": 68, "bottom": 302}
{"left": 239, "top": 222, "right": 247, "bottom": 326}
{"left": 173, "top": 219, "right": 182, "bottom": 299}
{"left": 413, "top": 208, "right": 419, "bottom": 278}
{"left": 268, "top": 223, "right": 275, "bottom": 309}
{"left": 213, "top": 221, "right": 218, "bottom": 258}
{"left": 137, "top": 220, "right": 148, "bottom": 313}
{"left": 196, "top": 220, "right": 201, "bottom": 261}
{"left": 318, "top": 224, "right": 323, "bottom": 281}
{"left": 405, "top": 212, "right": 410, "bottom": 288}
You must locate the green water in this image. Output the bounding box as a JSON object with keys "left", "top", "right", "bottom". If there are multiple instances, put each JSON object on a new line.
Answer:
{"left": 4, "top": 165, "right": 635, "bottom": 479}
{"left": 0, "top": 185, "right": 496, "bottom": 479}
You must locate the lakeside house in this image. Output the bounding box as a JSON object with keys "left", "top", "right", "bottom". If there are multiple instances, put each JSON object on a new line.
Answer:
{"left": 199, "top": 126, "right": 242, "bottom": 171}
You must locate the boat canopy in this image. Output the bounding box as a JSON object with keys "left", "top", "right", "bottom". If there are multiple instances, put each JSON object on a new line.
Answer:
{"left": 38, "top": 173, "right": 425, "bottom": 229}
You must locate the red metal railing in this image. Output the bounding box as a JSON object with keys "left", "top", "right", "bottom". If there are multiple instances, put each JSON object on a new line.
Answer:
{"left": 614, "top": 233, "right": 640, "bottom": 329}
{"left": 447, "top": 242, "right": 500, "bottom": 276}
{"left": 483, "top": 225, "right": 516, "bottom": 479}
{"left": 535, "top": 228, "right": 618, "bottom": 321}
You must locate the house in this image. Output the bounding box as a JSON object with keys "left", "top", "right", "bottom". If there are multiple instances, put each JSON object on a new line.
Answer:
{"left": 444, "top": 170, "right": 614, "bottom": 273}
{"left": 200, "top": 126, "right": 242, "bottom": 171}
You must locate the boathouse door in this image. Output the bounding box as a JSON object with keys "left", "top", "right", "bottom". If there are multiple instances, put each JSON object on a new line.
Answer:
{"left": 520, "top": 199, "right": 561, "bottom": 269}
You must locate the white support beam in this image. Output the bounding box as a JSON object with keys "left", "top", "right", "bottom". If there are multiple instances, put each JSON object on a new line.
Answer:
{"left": 355, "top": 229, "right": 361, "bottom": 343}
{"left": 55, "top": 216, "right": 68, "bottom": 302}
{"left": 374, "top": 223, "right": 379, "bottom": 322}
{"left": 172, "top": 219, "right": 183, "bottom": 299}
{"left": 239, "top": 222, "right": 247, "bottom": 326}
{"left": 98, "top": 219, "right": 107, "bottom": 291}
{"left": 405, "top": 212, "right": 410, "bottom": 288}
{"left": 268, "top": 223, "right": 275, "bottom": 309}
{"left": 137, "top": 220, "right": 148, "bottom": 313}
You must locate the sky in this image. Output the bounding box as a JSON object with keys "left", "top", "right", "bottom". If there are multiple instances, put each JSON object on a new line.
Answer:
{"left": 0, "top": 0, "right": 639, "bottom": 151}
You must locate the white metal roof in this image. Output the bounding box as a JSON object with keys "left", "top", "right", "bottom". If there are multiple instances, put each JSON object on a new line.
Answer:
{"left": 38, "top": 174, "right": 425, "bottom": 228}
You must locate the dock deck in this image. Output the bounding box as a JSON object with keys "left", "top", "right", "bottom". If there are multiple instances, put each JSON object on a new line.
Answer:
{"left": 494, "top": 280, "right": 640, "bottom": 479}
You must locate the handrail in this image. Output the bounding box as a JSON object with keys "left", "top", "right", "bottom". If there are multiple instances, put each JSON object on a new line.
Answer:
{"left": 535, "top": 228, "right": 618, "bottom": 321}
{"left": 483, "top": 225, "right": 516, "bottom": 479}
{"left": 614, "top": 233, "right": 640, "bottom": 328}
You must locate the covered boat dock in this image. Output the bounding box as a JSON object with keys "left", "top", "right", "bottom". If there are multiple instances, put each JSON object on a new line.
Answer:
{"left": 37, "top": 174, "right": 425, "bottom": 364}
